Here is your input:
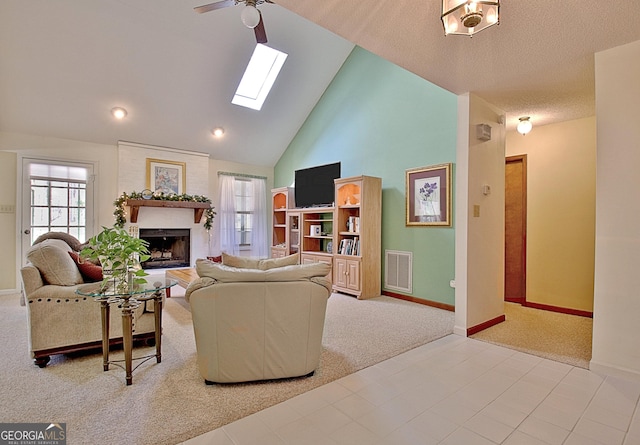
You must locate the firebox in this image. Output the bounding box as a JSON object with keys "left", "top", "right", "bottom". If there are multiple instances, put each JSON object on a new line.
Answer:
{"left": 139, "top": 228, "right": 190, "bottom": 269}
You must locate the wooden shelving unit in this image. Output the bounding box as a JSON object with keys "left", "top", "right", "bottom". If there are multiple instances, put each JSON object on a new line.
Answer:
{"left": 287, "top": 211, "right": 300, "bottom": 256}
{"left": 270, "top": 187, "right": 294, "bottom": 258}
{"left": 299, "top": 206, "right": 334, "bottom": 282}
{"left": 333, "top": 176, "right": 382, "bottom": 299}
{"left": 300, "top": 209, "right": 334, "bottom": 255}
{"left": 270, "top": 175, "right": 381, "bottom": 297}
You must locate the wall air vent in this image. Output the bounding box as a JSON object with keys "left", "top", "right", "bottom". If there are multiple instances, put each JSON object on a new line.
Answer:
{"left": 385, "top": 250, "right": 412, "bottom": 293}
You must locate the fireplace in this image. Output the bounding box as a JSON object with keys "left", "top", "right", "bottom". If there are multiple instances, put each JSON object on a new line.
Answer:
{"left": 139, "top": 228, "right": 190, "bottom": 269}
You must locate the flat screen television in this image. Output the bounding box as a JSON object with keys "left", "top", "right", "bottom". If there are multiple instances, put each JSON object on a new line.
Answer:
{"left": 294, "top": 162, "right": 341, "bottom": 208}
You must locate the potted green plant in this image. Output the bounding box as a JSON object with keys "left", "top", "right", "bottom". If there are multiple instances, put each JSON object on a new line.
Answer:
{"left": 81, "top": 226, "right": 151, "bottom": 294}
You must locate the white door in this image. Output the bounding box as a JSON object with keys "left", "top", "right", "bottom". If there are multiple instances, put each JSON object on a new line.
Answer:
{"left": 20, "top": 158, "right": 95, "bottom": 264}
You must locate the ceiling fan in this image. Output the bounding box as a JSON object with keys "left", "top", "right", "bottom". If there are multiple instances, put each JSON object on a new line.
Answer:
{"left": 195, "top": 0, "right": 274, "bottom": 44}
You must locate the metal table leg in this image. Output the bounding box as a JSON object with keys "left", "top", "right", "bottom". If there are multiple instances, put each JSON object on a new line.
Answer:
{"left": 154, "top": 290, "right": 163, "bottom": 364}
{"left": 121, "top": 300, "right": 134, "bottom": 386}
{"left": 100, "top": 299, "right": 110, "bottom": 372}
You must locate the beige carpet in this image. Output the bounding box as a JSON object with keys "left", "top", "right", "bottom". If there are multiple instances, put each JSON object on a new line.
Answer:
{"left": 471, "top": 302, "right": 593, "bottom": 369}
{"left": 0, "top": 289, "right": 453, "bottom": 445}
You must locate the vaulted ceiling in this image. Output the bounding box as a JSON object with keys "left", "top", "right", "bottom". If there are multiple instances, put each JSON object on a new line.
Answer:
{"left": 0, "top": 1, "right": 353, "bottom": 166}
{"left": 2, "top": 1, "right": 640, "bottom": 166}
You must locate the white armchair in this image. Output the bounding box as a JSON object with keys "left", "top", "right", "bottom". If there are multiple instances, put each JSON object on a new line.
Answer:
{"left": 21, "top": 234, "right": 158, "bottom": 367}
{"left": 186, "top": 259, "right": 331, "bottom": 384}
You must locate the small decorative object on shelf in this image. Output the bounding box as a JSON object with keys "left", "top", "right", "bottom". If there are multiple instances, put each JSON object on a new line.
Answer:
{"left": 141, "top": 189, "right": 153, "bottom": 200}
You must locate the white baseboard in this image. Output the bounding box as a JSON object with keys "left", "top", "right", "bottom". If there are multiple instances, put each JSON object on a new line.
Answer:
{"left": 0, "top": 288, "right": 20, "bottom": 296}
{"left": 589, "top": 359, "right": 640, "bottom": 382}
{"left": 453, "top": 325, "right": 467, "bottom": 337}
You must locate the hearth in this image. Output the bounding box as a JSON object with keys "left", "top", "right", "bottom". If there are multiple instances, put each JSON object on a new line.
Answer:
{"left": 139, "top": 228, "right": 190, "bottom": 269}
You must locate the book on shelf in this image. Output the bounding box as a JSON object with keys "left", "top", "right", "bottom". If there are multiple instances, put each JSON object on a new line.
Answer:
{"left": 338, "top": 238, "right": 360, "bottom": 255}
{"left": 347, "top": 216, "right": 360, "bottom": 233}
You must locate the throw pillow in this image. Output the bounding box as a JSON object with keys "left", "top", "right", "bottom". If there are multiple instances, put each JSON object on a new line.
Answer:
{"left": 68, "top": 251, "right": 103, "bottom": 282}
{"left": 221, "top": 252, "right": 260, "bottom": 269}
{"left": 257, "top": 253, "right": 299, "bottom": 270}
{"left": 26, "top": 239, "right": 84, "bottom": 286}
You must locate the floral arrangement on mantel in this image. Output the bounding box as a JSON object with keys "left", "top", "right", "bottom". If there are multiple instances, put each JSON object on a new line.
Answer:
{"left": 113, "top": 191, "right": 216, "bottom": 231}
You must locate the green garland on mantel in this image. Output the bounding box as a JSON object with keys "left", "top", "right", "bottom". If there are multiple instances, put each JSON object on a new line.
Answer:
{"left": 114, "top": 191, "right": 216, "bottom": 231}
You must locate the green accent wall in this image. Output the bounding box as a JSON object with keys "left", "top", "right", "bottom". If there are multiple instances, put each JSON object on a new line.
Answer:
{"left": 275, "top": 47, "right": 457, "bottom": 305}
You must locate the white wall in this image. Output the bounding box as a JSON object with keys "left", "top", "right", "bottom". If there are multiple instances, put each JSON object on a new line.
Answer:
{"left": 455, "top": 94, "right": 506, "bottom": 334}
{"left": 117, "top": 141, "right": 211, "bottom": 263}
{"left": 454, "top": 95, "right": 470, "bottom": 335}
{"left": 0, "top": 151, "right": 17, "bottom": 291}
{"left": 591, "top": 39, "right": 640, "bottom": 378}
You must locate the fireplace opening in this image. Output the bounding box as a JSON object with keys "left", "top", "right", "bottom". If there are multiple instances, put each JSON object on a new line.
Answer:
{"left": 139, "top": 228, "right": 190, "bottom": 269}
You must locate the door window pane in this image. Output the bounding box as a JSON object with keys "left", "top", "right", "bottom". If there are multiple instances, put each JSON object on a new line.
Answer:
{"left": 32, "top": 186, "right": 48, "bottom": 206}
{"left": 50, "top": 208, "right": 68, "bottom": 226}
{"left": 31, "top": 227, "right": 49, "bottom": 241}
{"left": 31, "top": 207, "right": 49, "bottom": 226}
{"left": 51, "top": 187, "right": 68, "bottom": 206}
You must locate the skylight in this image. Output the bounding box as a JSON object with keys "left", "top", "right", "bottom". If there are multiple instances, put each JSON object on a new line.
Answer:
{"left": 232, "top": 44, "right": 288, "bottom": 111}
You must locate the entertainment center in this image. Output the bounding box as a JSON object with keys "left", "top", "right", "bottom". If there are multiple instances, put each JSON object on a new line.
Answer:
{"left": 271, "top": 171, "right": 381, "bottom": 299}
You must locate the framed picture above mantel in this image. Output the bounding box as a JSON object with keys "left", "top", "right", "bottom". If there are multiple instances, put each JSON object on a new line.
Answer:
{"left": 406, "top": 163, "right": 452, "bottom": 227}
{"left": 146, "top": 158, "right": 186, "bottom": 194}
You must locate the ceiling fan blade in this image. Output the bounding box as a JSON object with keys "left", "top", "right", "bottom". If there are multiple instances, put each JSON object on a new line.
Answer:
{"left": 254, "top": 13, "right": 267, "bottom": 44}
{"left": 194, "top": 0, "right": 236, "bottom": 14}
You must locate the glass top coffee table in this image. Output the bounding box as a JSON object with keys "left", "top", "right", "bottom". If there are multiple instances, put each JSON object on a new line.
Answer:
{"left": 76, "top": 278, "right": 177, "bottom": 385}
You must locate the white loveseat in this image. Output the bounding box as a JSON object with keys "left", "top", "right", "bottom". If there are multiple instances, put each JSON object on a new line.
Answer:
{"left": 186, "top": 257, "right": 331, "bottom": 384}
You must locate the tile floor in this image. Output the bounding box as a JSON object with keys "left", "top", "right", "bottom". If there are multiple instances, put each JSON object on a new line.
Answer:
{"left": 181, "top": 335, "right": 640, "bottom": 445}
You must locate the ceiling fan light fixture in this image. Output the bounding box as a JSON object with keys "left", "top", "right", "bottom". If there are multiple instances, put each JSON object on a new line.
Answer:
{"left": 241, "top": 4, "right": 261, "bottom": 29}
{"left": 517, "top": 117, "right": 532, "bottom": 135}
{"left": 441, "top": 0, "right": 500, "bottom": 37}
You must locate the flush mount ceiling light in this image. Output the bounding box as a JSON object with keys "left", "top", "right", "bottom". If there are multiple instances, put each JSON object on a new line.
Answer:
{"left": 212, "top": 127, "right": 225, "bottom": 137}
{"left": 442, "top": 0, "right": 500, "bottom": 36}
{"left": 517, "top": 117, "right": 533, "bottom": 135}
{"left": 111, "top": 107, "right": 127, "bottom": 120}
